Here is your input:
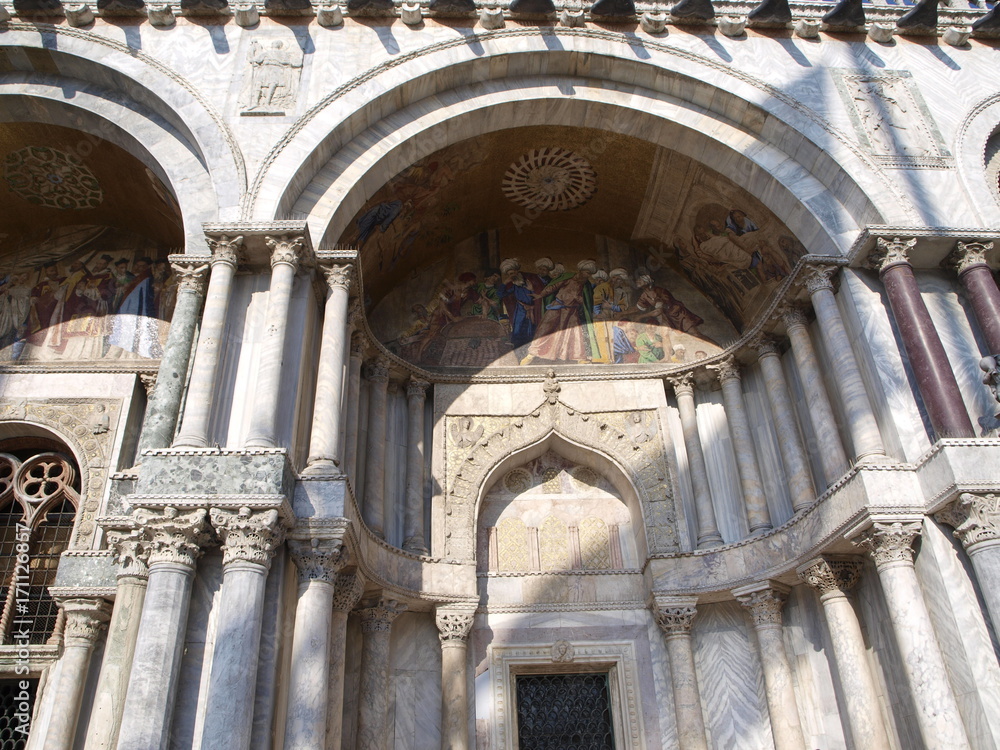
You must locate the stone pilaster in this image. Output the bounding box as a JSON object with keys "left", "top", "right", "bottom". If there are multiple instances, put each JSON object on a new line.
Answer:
{"left": 943, "top": 241, "right": 1000, "bottom": 355}
{"left": 117, "top": 507, "right": 211, "bottom": 750}
{"left": 797, "top": 557, "right": 891, "bottom": 750}
{"left": 403, "top": 378, "right": 429, "bottom": 554}
{"left": 343, "top": 332, "right": 366, "bottom": 486}
{"left": 174, "top": 235, "right": 242, "bottom": 447}
{"left": 356, "top": 598, "right": 407, "bottom": 750}
{"left": 934, "top": 492, "right": 1000, "bottom": 635}
{"left": 669, "top": 373, "right": 722, "bottom": 548}
{"left": 733, "top": 582, "right": 805, "bottom": 750}
{"left": 752, "top": 335, "right": 815, "bottom": 512}
{"left": 246, "top": 235, "right": 304, "bottom": 448}
{"left": 850, "top": 518, "right": 971, "bottom": 750}
{"left": 326, "top": 573, "right": 365, "bottom": 750}
{"left": 436, "top": 605, "right": 475, "bottom": 750}
{"left": 868, "top": 238, "right": 974, "bottom": 439}
{"left": 304, "top": 263, "right": 354, "bottom": 474}
{"left": 363, "top": 357, "right": 390, "bottom": 538}
{"left": 652, "top": 596, "right": 708, "bottom": 750}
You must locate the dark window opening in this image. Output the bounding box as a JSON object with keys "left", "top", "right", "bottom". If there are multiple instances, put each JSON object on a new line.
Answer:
{"left": 515, "top": 673, "right": 615, "bottom": 750}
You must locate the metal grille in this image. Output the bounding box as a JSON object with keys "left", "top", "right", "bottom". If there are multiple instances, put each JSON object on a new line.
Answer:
{"left": 515, "top": 673, "right": 615, "bottom": 750}
{"left": 25, "top": 500, "right": 75, "bottom": 644}
{"left": 0, "top": 679, "right": 36, "bottom": 749}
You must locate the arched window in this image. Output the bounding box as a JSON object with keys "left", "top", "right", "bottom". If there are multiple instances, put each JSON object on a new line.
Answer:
{"left": 0, "top": 445, "right": 80, "bottom": 645}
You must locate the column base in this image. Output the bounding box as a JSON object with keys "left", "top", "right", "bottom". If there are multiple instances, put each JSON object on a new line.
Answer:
{"left": 748, "top": 523, "right": 773, "bottom": 536}
{"left": 696, "top": 533, "right": 724, "bottom": 549}
{"left": 245, "top": 436, "right": 278, "bottom": 449}
{"left": 173, "top": 434, "right": 210, "bottom": 448}
{"left": 302, "top": 459, "right": 342, "bottom": 477}
{"left": 402, "top": 538, "right": 429, "bottom": 556}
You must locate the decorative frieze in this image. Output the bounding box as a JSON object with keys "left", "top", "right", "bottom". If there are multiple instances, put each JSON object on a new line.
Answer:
{"left": 934, "top": 492, "right": 1000, "bottom": 549}
{"left": 435, "top": 606, "right": 475, "bottom": 645}
{"left": 210, "top": 507, "right": 285, "bottom": 568}
{"left": 134, "top": 506, "right": 212, "bottom": 569}
{"left": 851, "top": 519, "right": 922, "bottom": 568}
{"left": 288, "top": 537, "right": 345, "bottom": 584}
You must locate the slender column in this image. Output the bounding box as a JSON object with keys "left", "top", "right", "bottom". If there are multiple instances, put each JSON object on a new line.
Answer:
{"left": 199, "top": 508, "right": 285, "bottom": 750}
{"left": 404, "top": 378, "right": 429, "bottom": 554}
{"left": 363, "top": 358, "right": 390, "bottom": 538}
{"left": 325, "top": 573, "right": 365, "bottom": 750}
{"left": 733, "top": 582, "right": 805, "bottom": 750}
{"left": 669, "top": 373, "right": 723, "bottom": 548}
{"left": 174, "top": 236, "right": 242, "bottom": 447}
{"left": 283, "top": 536, "right": 345, "bottom": 750}
{"left": 304, "top": 263, "right": 354, "bottom": 474}
{"left": 797, "top": 557, "right": 891, "bottom": 750}
{"left": 935, "top": 492, "right": 1000, "bottom": 635}
{"left": 436, "top": 606, "right": 475, "bottom": 750}
{"left": 117, "top": 507, "right": 211, "bottom": 750}
{"left": 42, "top": 598, "right": 111, "bottom": 750}
{"left": 356, "top": 598, "right": 407, "bottom": 750}
{"left": 711, "top": 358, "right": 772, "bottom": 534}
{"left": 246, "top": 235, "right": 304, "bottom": 448}
{"left": 652, "top": 596, "right": 709, "bottom": 750}
{"left": 945, "top": 241, "right": 1000, "bottom": 355}
{"left": 84, "top": 532, "right": 149, "bottom": 750}
{"left": 850, "top": 518, "right": 971, "bottom": 750}
{"left": 869, "top": 238, "right": 974, "bottom": 439}
{"left": 136, "top": 259, "right": 209, "bottom": 455}
{"left": 343, "top": 332, "right": 365, "bottom": 486}
{"left": 781, "top": 305, "right": 849, "bottom": 484}
{"left": 752, "top": 336, "right": 815, "bottom": 512}
{"left": 802, "top": 265, "right": 885, "bottom": 462}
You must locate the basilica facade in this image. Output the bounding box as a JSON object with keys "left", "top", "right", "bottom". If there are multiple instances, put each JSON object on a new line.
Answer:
{"left": 1, "top": 0, "right": 1000, "bottom": 747}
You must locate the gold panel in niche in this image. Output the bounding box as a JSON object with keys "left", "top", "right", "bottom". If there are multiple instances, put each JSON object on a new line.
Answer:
{"left": 579, "top": 517, "right": 611, "bottom": 570}
{"left": 496, "top": 518, "right": 530, "bottom": 572}
{"left": 539, "top": 516, "right": 570, "bottom": 571}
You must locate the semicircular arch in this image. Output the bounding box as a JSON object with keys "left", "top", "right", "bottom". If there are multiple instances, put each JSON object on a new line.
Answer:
{"left": 956, "top": 92, "right": 1000, "bottom": 227}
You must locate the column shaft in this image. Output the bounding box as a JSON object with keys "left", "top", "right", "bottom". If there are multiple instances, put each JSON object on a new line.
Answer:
{"left": 437, "top": 607, "right": 475, "bottom": 750}
{"left": 653, "top": 598, "right": 708, "bottom": 750}
{"left": 357, "top": 600, "right": 405, "bottom": 750}
{"left": 671, "top": 375, "right": 722, "bottom": 548}
{"left": 326, "top": 574, "right": 364, "bottom": 750}
{"left": 343, "top": 335, "right": 365, "bottom": 486}
{"left": 363, "top": 359, "right": 390, "bottom": 537}
{"left": 948, "top": 242, "right": 1000, "bottom": 355}
{"left": 404, "top": 379, "right": 429, "bottom": 554}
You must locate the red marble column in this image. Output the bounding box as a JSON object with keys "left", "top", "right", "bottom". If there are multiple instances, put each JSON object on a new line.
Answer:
{"left": 946, "top": 241, "right": 1000, "bottom": 356}
{"left": 870, "top": 238, "right": 974, "bottom": 439}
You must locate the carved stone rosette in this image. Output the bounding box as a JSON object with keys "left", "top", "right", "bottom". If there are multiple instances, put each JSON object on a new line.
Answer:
{"left": 359, "top": 598, "right": 407, "bottom": 633}
{"left": 652, "top": 596, "right": 698, "bottom": 638}
{"left": 851, "top": 520, "right": 922, "bottom": 569}
{"left": 134, "top": 506, "right": 212, "bottom": 569}
{"left": 266, "top": 234, "right": 304, "bottom": 271}
{"left": 934, "top": 492, "right": 1000, "bottom": 550}
{"left": 322, "top": 262, "right": 353, "bottom": 293}
{"left": 943, "top": 241, "right": 993, "bottom": 275}
{"left": 332, "top": 573, "right": 365, "bottom": 613}
{"left": 60, "top": 597, "right": 112, "bottom": 648}
{"left": 170, "top": 259, "right": 210, "bottom": 295}
{"left": 107, "top": 529, "right": 150, "bottom": 580}
{"left": 797, "top": 556, "right": 862, "bottom": 600}
{"left": 206, "top": 234, "right": 244, "bottom": 268}
{"left": 868, "top": 237, "right": 916, "bottom": 274}
{"left": 210, "top": 507, "right": 285, "bottom": 568}
{"left": 288, "top": 537, "right": 345, "bottom": 584}
{"left": 735, "top": 585, "right": 788, "bottom": 628}
{"left": 435, "top": 606, "right": 475, "bottom": 646}
{"left": 801, "top": 264, "right": 837, "bottom": 295}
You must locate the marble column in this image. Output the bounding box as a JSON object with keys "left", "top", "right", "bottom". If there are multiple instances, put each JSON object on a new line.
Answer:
{"left": 652, "top": 596, "right": 709, "bottom": 750}
{"left": 797, "top": 556, "right": 891, "bottom": 750}
{"left": 283, "top": 536, "right": 345, "bottom": 750}
{"left": 325, "top": 573, "right": 365, "bottom": 750}
{"left": 802, "top": 265, "right": 885, "bottom": 462}
{"left": 753, "top": 336, "right": 815, "bottom": 512}
{"left": 174, "top": 236, "right": 242, "bottom": 448}
{"left": 781, "top": 305, "right": 849, "bottom": 484}
{"left": 343, "top": 332, "right": 365, "bottom": 486}
{"left": 117, "top": 507, "right": 211, "bottom": 750}
{"left": 403, "top": 378, "right": 429, "bottom": 554}
{"left": 84, "top": 532, "right": 149, "bottom": 750}
{"left": 711, "top": 358, "right": 772, "bottom": 534}
{"left": 304, "top": 263, "right": 354, "bottom": 474}
{"left": 945, "top": 241, "right": 1000, "bottom": 355}
{"left": 136, "top": 259, "right": 209, "bottom": 455}
{"left": 869, "top": 238, "right": 974, "bottom": 439}
{"left": 246, "top": 235, "right": 304, "bottom": 449}
{"left": 850, "top": 518, "right": 971, "bottom": 750}
{"left": 363, "top": 358, "right": 390, "bottom": 538}
{"left": 356, "top": 598, "right": 407, "bottom": 750}
{"left": 436, "top": 606, "right": 475, "bottom": 750}
{"left": 199, "top": 508, "right": 285, "bottom": 750}
{"left": 669, "top": 373, "right": 723, "bottom": 548}
{"left": 934, "top": 492, "right": 1000, "bottom": 635}
{"left": 42, "top": 598, "right": 111, "bottom": 750}
{"left": 733, "top": 582, "right": 805, "bottom": 750}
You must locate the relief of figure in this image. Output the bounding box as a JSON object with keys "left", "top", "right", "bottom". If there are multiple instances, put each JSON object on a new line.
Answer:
{"left": 849, "top": 78, "right": 931, "bottom": 157}
{"left": 241, "top": 39, "right": 303, "bottom": 115}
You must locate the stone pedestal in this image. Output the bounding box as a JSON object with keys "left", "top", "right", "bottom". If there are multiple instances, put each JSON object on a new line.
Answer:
{"left": 404, "top": 379, "right": 429, "bottom": 554}
{"left": 733, "top": 582, "right": 805, "bottom": 750}
{"left": 326, "top": 573, "right": 365, "bottom": 750}
{"left": 363, "top": 358, "right": 390, "bottom": 538}
{"left": 652, "top": 596, "right": 708, "bottom": 750}
{"left": 945, "top": 241, "right": 1000, "bottom": 355}
{"left": 356, "top": 598, "right": 406, "bottom": 750}
{"left": 174, "top": 236, "right": 242, "bottom": 448}
{"left": 343, "top": 332, "right": 365, "bottom": 487}
{"left": 798, "top": 556, "right": 891, "bottom": 750}
{"left": 305, "top": 263, "right": 354, "bottom": 474}
{"left": 436, "top": 606, "right": 475, "bottom": 750}
{"left": 851, "top": 518, "right": 971, "bottom": 750}
{"left": 670, "top": 373, "right": 722, "bottom": 547}
{"left": 869, "top": 238, "right": 974, "bottom": 439}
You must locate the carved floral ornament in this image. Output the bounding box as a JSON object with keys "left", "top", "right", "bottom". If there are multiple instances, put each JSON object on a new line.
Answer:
{"left": 170, "top": 259, "right": 210, "bottom": 294}
{"left": 797, "top": 556, "right": 862, "bottom": 597}
{"left": 735, "top": 586, "right": 788, "bottom": 628}
{"left": 211, "top": 507, "right": 285, "bottom": 568}
{"left": 708, "top": 356, "right": 741, "bottom": 384}
{"left": 59, "top": 598, "right": 112, "bottom": 648}
{"left": 943, "top": 241, "right": 995, "bottom": 275}
{"left": 266, "top": 234, "right": 305, "bottom": 271}
{"left": 360, "top": 598, "right": 407, "bottom": 632}
{"left": 331, "top": 572, "right": 365, "bottom": 613}
{"left": 435, "top": 607, "right": 475, "bottom": 644}
{"left": 321, "top": 262, "right": 353, "bottom": 293}
{"left": 801, "top": 264, "right": 838, "bottom": 296}
{"left": 934, "top": 492, "right": 1000, "bottom": 549}
{"left": 868, "top": 237, "right": 917, "bottom": 274}
{"left": 206, "top": 234, "right": 245, "bottom": 268}
{"left": 652, "top": 597, "right": 698, "bottom": 636}
{"left": 288, "top": 536, "right": 345, "bottom": 584}
{"left": 851, "top": 519, "right": 922, "bottom": 569}
{"left": 106, "top": 528, "right": 150, "bottom": 579}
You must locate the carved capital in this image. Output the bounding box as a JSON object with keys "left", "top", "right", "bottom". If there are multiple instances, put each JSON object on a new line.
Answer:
{"left": 359, "top": 598, "right": 407, "bottom": 633}
{"left": 751, "top": 334, "right": 780, "bottom": 358}
{"left": 331, "top": 572, "right": 365, "bottom": 613}
{"left": 435, "top": 605, "right": 475, "bottom": 645}
{"left": 266, "top": 234, "right": 305, "bottom": 271}
{"left": 107, "top": 529, "right": 149, "bottom": 579}
{"left": 288, "top": 537, "right": 345, "bottom": 584}
{"left": 322, "top": 263, "right": 353, "bottom": 293}
{"left": 667, "top": 371, "right": 695, "bottom": 397}
{"left": 797, "top": 556, "right": 862, "bottom": 598}
{"left": 709, "top": 356, "right": 741, "bottom": 385}
{"left": 780, "top": 304, "right": 809, "bottom": 330}
{"left": 944, "top": 241, "right": 994, "bottom": 275}
{"left": 407, "top": 378, "right": 430, "bottom": 401}
{"left": 366, "top": 357, "right": 390, "bottom": 384}
{"left": 868, "top": 237, "right": 916, "bottom": 274}
{"left": 210, "top": 507, "right": 285, "bottom": 568}
{"left": 350, "top": 330, "right": 366, "bottom": 358}
{"left": 734, "top": 583, "right": 788, "bottom": 628}
{"left": 206, "top": 234, "right": 244, "bottom": 268}
{"left": 134, "top": 506, "right": 212, "bottom": 569}
{"left": 802, "top": 264, "right": 837, "bottom": 296}
{"left": 139, "top": 373, "right": 157, "bottom": 399}
{"left": 60, "top": 598, "right": 112, "bottom": 648}
{"left": 652, "top": 596, "right": 698, "bottom": 637}
{"left": 934, "top": 492, "right": 1000, "bottom": 550}
{"left": 170, "top": 260, "right": 210, "bottom": 294}
{"left": 851, "top": 519, "right": 922, "bottom": 569}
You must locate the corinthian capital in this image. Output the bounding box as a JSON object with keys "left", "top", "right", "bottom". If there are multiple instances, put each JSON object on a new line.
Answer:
{"left": 801, "top": 264, "right": 837, "bottom": 295}
{"left": 366, "top": 357, "right": 390, "bottom": 384}
{"left": 170, "top": 259, "right": 210, "bottom": 294}
{"left": 797, "top": 556, "right": 862, "bottom": 599}
{"left": 359, "top": 597, "right": 407, "bottom": 633}
{"left": 943, "top": 241, "right": 994, "bottom": 275}
{"left": 652, "top": 595, "right": 698, "bottom": 637}
{"left": 60, "top": 598, "right": 112, "bottom": 649}
{"left": 868, "top": 237, "right": 916, "bottom": 274}
{"left": 667, "top": 371, "right": 695, "bottom": 397}
{"left": 733, "top": 582, "right": 788, "bottom": 628}
{"left": 435, "top": 605, "right": 475, "bottom": 645}
{"left": 206, "top": 234, "right": 244, "bottom": 268}
{"left": 934, "top": 493, "right": 1000, "bottom": 550}
{"left": 288, "top": 536, "right": 345, "bottom": 584}
{"left": 709, "top": 356, "right": 741, "bottom": 384}
{"left": 210, "top": 507, "right": 285, "bottom": 568}
{"left": 780, "top": 304, "right": 809, "bottom": 330}
{"left": 134, "top": 506, "right": 212, "bottom": 569}
{"left": 106, "top": 529, "right": 150, "bottom": 579}
{"left": 266, "top": 234, "right": 305, "bottom": 271}
{"left": 331, "top": 573, "right": 365, "bottom": 613}
{"left": 407, "top": 378, "right": 430, "bottom": 401}
{"left": 750, "top": 333, "right": 780, "bottom": 358}
{"left": 850, "top": 519, "right": 922, "bottom": 569}
{"left": 322, "top": 263, "right": 353, "bottom": 293}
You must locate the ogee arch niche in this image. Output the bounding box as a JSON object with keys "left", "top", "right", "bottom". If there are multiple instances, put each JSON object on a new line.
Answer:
{"left": 341, "top": 125, "right": 809, "bottom": 371}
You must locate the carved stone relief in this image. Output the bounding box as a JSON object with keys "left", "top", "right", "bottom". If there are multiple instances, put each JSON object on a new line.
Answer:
{"left": 239, "top": 39, "right": 304, "bottom": 116}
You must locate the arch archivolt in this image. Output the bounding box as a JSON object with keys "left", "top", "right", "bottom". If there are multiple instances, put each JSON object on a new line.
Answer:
{"left": 442, "top": 396, "right": 679, "bottom": 564}
{"left": 956, "top": 92, "right": 1000, "bottom": 227}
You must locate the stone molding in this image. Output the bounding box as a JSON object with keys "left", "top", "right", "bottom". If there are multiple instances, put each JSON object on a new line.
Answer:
{"left": 850, "top": 519, "right": 922, "bottom": 569}
{"left": 435, "top": 605, "right": 476, "bottom": 645}
{"left": 206, "top": 234, "right": 244, "bottom": 268}
{"left": 359, "top": 598, "right": 407, "bottom": 633}
{"left": 651, "top": 595, "right": 699, "bottom": 637}
{"left": 733, "top": 581, "right": 789, "bottom": 628}
{"left": 288, "top": 536, "right": 345, "bottom": 584}
{"left": 210, "top": 507, "right": 285, "bottom": 568}
{"left": 868, "top": 237, "right": 916, "bottom": 274}
{"left": 796, "top": 556, "right": 863, "bottom": 598}
{"left": 106, "top": 529, "right": 149, "bottom": 580}
{"left": 169, "top": 258, "right": 210, "bottom": 295}
{"left": 332, "top": 573, "right": 366, "bottom": 613}
{"left": 934, "top": 492, "right": 1000, "bottom": 550}
{"left": 59, "top": 598, "right": 112, "bottom": 649}
{"left": 134, "top": 506, "right": 212, "bottom": 569}
{"left": 266, "top": 234, "right": 305, "bottom": 271}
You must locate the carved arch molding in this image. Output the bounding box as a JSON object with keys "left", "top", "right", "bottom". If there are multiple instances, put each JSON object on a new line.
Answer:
{"left": 442, "top": 398, "right": 679, "bottom": 561}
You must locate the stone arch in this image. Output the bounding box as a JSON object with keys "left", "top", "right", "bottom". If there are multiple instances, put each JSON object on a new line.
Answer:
{"left": 956, "top": 91, "right": 1000, "bottom": 227}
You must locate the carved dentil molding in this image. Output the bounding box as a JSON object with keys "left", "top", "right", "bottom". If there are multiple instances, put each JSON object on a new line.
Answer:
{"left": 797, "top": 556, "right": 863, "bottom": 598}
{"left": 709, "top": 356, "right": 741, "bottom": 384}
{"left": 435, "top": 606, "right": 475, "bottom": 645}
{"left": 851, "top": 520, "right": 922, "bottom": 568}
{"left": 332, "top": 573, "right": 365, "bottom": 613}
{"left": 134, "top": 506, "right": 212, "bottom": 569}
{"left": 266, "top": 234, "right": 305, "bottom": 271}
{"left": 943, "top": 241, "right": 994, "bottom": 275}
{"left": 288, "top": 537, "right": 345, "bottom": 584}
{"left": 60, "top": 598, "right": 112, "bottom": 648}
{"left": 868, "top": 237, "right": 916, "bottom": 274}
{"left": 934, "top": 492, "right": 1000, "bottom": 549}
{"left": 210, "top": 507, "right": 285, "bottom": 568}
{"left": 359, "top": 598, "right": 407, "bottom": 633}
{"left": 170, "top": 259, "right": 210, "bottom": 295}
{"left": 206, "top": 234, "right": 244, "bottom": 268}
{"left": 652, "top": 596, "right": 698, "bottom": 637}
{"left": 735, "top": 587, "right": 788, "bottom": 628}
{"left": 801, "top": 264, "right": 837, "bottom": 295}
{"left": 321, "top": 262, "right": 353, "bottom": 293}
{"left": 106, "top": 529, "right": 149, "bottom": 579}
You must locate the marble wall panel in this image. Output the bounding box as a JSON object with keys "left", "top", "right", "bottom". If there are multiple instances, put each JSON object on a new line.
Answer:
{"left": 739, "top": 365, "right": 795, "bottom": 525}
{"left": 389, "top": 612, "right": 443, "bottom": 750}
{"left": 340, "top": 614, "right": 364, "bottom": 750}
{"left": 695, "top": 389, "right": 750, "bottom": 543}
